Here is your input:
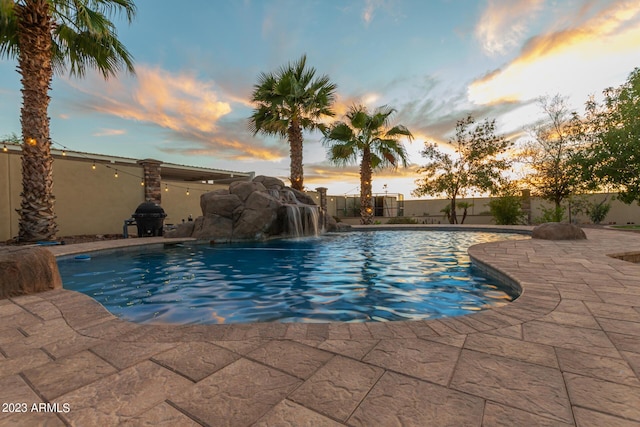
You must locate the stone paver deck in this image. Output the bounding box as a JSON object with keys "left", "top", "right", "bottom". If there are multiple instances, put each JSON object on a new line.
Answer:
{"left": 1, "top": 227, "right": 640, "bottom": 426}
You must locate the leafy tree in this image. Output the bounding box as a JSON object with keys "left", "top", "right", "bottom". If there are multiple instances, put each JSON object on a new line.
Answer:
{"left": 582, "top": 68, "right": 640, "bottom": 205}
{"left": 1, "top": 0, "right": 136, "bottom": 242}
{"left": 519, "top": 95, "right": 586, "bottom": 214}
{"left": 413, "top": 115, "right": 512, "bottom": 224}
{"left": 323, "top": 104, "right": 413, "bottom": 224}
{"left": 249, "top": 55, "right": 337, "bottom": 192}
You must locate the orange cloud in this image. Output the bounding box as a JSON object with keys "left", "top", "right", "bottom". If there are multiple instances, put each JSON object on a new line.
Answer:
{"left": 103, "top": 66, "right": 232, "bottom": 133}
{"left": 64, "top": 65, "right": 287, "bottom": 161}
{"left": 469, "top": 1, "right": 640, "bottom": 105}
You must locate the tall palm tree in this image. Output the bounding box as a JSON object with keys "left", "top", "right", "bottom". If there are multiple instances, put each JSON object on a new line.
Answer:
{"left": 0, "top": 0, "right": 135, "bottom": 242}
{"left": 249, "top": 54, "right": 336, "bottom": 191}
{"left": 323, "top": 104, "right": 413, "bottom": 224}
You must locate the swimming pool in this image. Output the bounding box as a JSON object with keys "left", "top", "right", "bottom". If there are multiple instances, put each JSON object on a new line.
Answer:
{"left": 57, "top": 230, "right": 528, "bottom": 324}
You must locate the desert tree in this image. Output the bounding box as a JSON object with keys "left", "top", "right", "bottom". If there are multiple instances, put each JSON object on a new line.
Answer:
{"left": 413, "top": 115, "right": 512, "bottom": 224}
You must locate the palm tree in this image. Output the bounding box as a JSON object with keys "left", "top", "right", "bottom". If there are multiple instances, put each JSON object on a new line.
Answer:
{"left": 323, "top": 105, "right": 413, "bottom": 224}
{"left": 249, "top": 54, "right": 336, "bottom": 191}
{"left": 0, "top": 0, "right": 135, "bottom": 242}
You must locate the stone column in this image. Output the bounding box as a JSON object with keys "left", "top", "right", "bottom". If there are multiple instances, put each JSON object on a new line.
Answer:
{"left": 315, "top": 187, "right": 328, "bottom": 231}
{"left": 137, "top": 159, "right": 162, "bottom": 204}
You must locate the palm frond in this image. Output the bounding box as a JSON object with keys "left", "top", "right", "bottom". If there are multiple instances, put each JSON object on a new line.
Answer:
{"left": 0, "top": 0, "right": 18, "bottom": 60}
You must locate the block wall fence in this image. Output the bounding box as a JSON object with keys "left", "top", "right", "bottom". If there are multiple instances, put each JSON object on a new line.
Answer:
{"left": 2, "top": 149, "right": 639, "bottom": 241}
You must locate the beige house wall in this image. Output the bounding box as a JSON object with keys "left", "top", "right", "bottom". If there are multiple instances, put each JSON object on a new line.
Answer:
{"left": 53, "top": 157, "right": 144, "bottom": 236}
{"left": 0, "top": 151, "right": 239, "bottom": 241}
{"left": 0, "top": 151, "right": 21, "bottom": 241}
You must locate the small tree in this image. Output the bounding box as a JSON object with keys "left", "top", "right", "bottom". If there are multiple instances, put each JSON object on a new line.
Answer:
{"left": 413, "top": 115, "right": 512, "bottom": 223}
{"left": 520, "top": 95, "right": 586, "bottom": 215}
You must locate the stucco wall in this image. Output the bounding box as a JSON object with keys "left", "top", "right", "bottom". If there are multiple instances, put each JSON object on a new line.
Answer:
{"left": 0, "top": 152, "right": 231, "bottom": 241}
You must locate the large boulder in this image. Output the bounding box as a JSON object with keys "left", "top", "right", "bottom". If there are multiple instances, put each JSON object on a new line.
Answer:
{"left": 201, "top": 194, "right": 243, "bottom": 218}
{"left": 253, "top": 175, "right": 285, "bottom": 190}
{"left": 199, "top": 188, "right": 229, "bottom": 215}
{"left": 229, "top": 181, "right": 267, "bottom": 202}
{"left": 0, "top": 247, "right": 62, "bottom": 299}
{"left": 192, "top": 215, "right": 233, "bottom": 241}
{"left": 532, "top": 222, "right": 587, "bottom": 240}
{"left": 164, "top": 220, "right": 195, "bottom": 238}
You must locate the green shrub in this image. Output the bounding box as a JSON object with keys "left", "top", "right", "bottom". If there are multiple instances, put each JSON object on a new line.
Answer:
{"left": 488, "top": 195, "right": 526, "bottom": 225}
{"left": 535, "top": 205, "right": 566, "bottom": 223}
{"left": 587, "top": 200, "right": 611, "bottom": 224}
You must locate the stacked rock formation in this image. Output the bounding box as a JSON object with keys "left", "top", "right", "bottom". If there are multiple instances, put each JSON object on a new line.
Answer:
{"left": 166, "top": 175, "right": 342, "bottom": 242}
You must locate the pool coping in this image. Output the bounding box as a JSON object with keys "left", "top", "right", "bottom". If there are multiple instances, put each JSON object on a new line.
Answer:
{"left": 2, "top": 225, "right": 640, "bottom": 425}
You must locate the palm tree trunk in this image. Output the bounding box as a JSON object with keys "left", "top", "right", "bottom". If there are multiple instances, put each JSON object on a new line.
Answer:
{"left": 360, "top": 147, "right": 374, "bottom": 225}
{"left": 288, "top": 120, "right": 304, "bottom": 191}
{"left": 16, "top": 0, "right": 57, "bottom": 242}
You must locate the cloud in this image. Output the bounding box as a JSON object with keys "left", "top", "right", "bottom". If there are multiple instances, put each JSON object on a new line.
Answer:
{"left": 64, "top": 65, "right": 287, "bottom": 161}
{"left": 158, "top": 117, "right": 287, "bottom": 161}
{"left": 92, "top": 128, "right": 126, "bottom": 137}
{"left": 361, "top": 0, "right": 400, "bottom": 26}
{"left": 469, "top": 1, "right": 640, "bottom": 105}
{"left": 475, "top": 0, "right": 545, "bottom": 56}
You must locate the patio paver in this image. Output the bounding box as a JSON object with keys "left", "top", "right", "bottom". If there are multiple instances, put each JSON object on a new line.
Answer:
{"left": 0, "top": 228, "right": 639, "bottom": 425}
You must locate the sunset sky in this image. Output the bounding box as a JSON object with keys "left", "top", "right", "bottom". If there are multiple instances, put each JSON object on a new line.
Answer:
{"left": 0, "top": 0, "right": 639, "bottom": 197}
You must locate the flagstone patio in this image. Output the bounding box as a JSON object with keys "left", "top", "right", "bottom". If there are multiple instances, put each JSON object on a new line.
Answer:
{"left": 1, "top": 226, "right": 639, "bottom": 426}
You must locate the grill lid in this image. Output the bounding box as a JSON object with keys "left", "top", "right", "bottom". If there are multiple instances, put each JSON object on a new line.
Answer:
{"left": 132, "top": 201, "right": 167, "bottom": 218}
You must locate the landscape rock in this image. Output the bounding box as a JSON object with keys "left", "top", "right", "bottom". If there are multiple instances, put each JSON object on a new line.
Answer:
{"left": 0, "top": 247, "right": 62, "bottom": 299}
{"left": 532, "top": 222, "right": 587, "bottom": 240}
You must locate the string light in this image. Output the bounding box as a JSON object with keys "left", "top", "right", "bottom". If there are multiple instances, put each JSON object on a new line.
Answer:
{"left": 2, "top": 144, "right": 7, "bottom": 152}
{"left": 62, "top": 150, "right": 66, "bottom": 156}
{"left": 47, "top": 140, "right": 233, "bottom": 198}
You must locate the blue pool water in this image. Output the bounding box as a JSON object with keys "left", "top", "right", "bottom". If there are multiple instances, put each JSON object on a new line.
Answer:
{"left": 57, "top": 230, "right": 528, "bottom": 324}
